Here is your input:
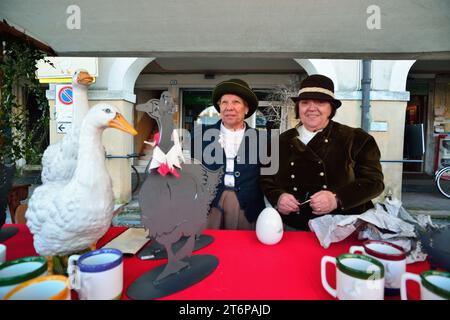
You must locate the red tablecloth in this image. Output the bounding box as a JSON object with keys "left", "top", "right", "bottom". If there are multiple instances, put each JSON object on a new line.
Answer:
{"left": 2, "top": 224, "right": 429, "bottom": 300}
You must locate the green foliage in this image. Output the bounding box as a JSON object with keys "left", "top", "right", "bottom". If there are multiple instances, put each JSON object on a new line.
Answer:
{"left": 0, "top": 39, "right": 51, "bottom": 164}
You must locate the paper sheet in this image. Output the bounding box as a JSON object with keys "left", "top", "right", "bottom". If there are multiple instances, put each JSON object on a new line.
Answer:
{"left": 102, "top": 228, "right": 150, "bottom": 255}
{"left": 308, "top": 198, "right": 433, "bottom": 263}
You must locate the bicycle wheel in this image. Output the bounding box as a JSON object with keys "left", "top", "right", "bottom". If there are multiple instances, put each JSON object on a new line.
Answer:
{"left": 436, "top": 167, "right": 450, "bottom": 199}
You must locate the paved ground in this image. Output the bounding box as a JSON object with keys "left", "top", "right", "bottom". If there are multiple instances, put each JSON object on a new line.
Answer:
{"left": 5, "top": 169, "right": 449, "bottom": 226}
{"left": 402, "top": 172, "right": 450, "bottom": 219}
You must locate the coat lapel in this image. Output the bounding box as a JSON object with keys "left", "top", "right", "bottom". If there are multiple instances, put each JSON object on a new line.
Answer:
{"left": 286, "top": 127, "right": 321, "bottom": 162}
{"left": 289, "top": 121, "right": 335, "bottom": 162}
{"left": 307, "top": 121, "right": 334, "bottom": 160}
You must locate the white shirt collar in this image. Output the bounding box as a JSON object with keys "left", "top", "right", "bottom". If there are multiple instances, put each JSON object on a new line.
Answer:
{"left": 220, "top": 122, "right": 245, "bottom": 135}
{"left": 297, "top": 125, "right": 323, "bottom": 145}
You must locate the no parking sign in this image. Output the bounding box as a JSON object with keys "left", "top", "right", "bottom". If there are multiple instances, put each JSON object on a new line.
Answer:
{"left": 57, "top": 85, "right": 73, "bottom": 105}
{"left": 55, "top": 84, "right": 74, "bottom": 134}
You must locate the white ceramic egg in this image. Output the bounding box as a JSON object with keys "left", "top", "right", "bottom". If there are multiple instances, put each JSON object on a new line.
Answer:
{"left": 256, "top": 207, "right": 284, "bottom": 245}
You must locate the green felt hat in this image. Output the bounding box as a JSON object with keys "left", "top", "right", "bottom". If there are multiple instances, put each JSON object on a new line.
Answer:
{"left": 212, "top": 79, "right": 258, "bottom": 119}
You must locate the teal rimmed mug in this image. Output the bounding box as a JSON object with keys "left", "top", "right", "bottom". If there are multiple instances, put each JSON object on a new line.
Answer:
{"left": 321, "top": 253, "right": 385, "bottom": 300}
{"left": 0, "top": 256, "right": 48, "bottom": 299}
{"left": 401, "top": 270, "right": 450, "bottom": 300}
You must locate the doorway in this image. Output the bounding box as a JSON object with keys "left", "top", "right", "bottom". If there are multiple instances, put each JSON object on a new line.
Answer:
{"left": 403, "top": 82, "right": 429, "bottom": 173}
{"left": 181, "top": 89, "right": 216, "bottom": 131}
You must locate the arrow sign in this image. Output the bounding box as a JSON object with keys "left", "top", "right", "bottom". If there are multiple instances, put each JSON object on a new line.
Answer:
{"left": 56, "top": 121, "right": 72, "bottom": 134}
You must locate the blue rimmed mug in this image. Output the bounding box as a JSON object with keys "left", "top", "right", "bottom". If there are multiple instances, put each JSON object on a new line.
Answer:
{"left": 67, "top": 248, "right": 123, "bottom": 300}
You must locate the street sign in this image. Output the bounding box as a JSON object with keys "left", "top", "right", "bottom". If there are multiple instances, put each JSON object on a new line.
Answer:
{"left": 56, "top": 121, "right": 72, "bottom": 134}
{"left": 57, "top": 85, "right": 73, "bottom": 105}
{"left": 55, "top": 84, "right": 73, "bottom": 134}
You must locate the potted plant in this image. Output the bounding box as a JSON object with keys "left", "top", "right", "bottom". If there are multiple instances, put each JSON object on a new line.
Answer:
{"left": 0, "top": 38, "right": 51, "bottom": 239}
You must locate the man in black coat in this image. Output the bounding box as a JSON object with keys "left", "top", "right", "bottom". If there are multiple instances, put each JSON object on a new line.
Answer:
{"left": 191, "top": 79, "right": 266, "bottom": 230}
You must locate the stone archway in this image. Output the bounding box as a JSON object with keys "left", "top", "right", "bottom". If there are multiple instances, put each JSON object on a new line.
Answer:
{"left": 107, "top": 58, "right": 155, "bottom": 94}
{"left": 294, "top": 59, "right": 338, "bottom": 89}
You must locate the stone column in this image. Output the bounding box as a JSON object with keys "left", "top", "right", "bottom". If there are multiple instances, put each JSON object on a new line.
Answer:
{"left": 46, "top": 88, "right": 136, "bottom": 204}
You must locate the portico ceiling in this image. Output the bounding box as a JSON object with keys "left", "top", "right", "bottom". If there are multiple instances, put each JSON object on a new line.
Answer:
{"left": 1, "top": 0, "right": 449, "bottom": 59}
{"left": 142, "top": 58, "right": 305, "bottom": 74}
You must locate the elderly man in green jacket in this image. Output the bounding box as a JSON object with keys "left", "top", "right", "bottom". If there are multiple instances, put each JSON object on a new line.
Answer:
{"left": 260, "top": 74, "right": 384, "bottom": 231}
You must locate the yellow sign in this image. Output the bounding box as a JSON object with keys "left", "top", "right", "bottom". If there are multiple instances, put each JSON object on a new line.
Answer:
{"left": 37, "top": 57, "right": 98, "bottom": 83}
{"left": 39, "top": 77, "right": 96, "bottom": 84}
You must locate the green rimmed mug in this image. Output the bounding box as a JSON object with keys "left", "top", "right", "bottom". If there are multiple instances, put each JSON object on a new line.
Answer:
{"left": 401, "top": 270, "right": 450, "bottom": 300}
{"left": 321, "top": 253, "right": 385, "bottom": 300}
{"left": 0, "top": 256, "right": 48, "bottom": 299}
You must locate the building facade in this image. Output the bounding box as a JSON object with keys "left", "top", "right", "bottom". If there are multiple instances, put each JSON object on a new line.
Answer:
{"left": 39, "top": 57, "right": 440, "bottom": 204}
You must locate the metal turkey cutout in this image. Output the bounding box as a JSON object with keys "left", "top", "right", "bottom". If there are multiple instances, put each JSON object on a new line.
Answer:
{"left": 127, "top": 92, "right": 222, "bottom": 300}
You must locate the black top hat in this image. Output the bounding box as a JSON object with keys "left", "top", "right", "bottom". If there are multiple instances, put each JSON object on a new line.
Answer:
{"left": 291, "top": 74, "right": 342, "bottom": 109}
{"left": 212, "top": 79, "right": 259, "bottom": 119}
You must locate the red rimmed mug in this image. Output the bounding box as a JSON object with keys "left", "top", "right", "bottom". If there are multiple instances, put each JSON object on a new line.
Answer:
{"left": 350, "top": 240, "right": 406, "bottom": 296}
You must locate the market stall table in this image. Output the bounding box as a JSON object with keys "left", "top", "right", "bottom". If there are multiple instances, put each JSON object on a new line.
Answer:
{"left": 1, "top": 224, "right": 429, "bottom": 300}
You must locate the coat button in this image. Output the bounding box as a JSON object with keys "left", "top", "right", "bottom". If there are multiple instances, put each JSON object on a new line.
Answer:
{"left": 319, "top": 172, "right": 324, "bottom": 176}
{"left": 318, "top": 161, "right": 322, "bottom": 164}
{"left": 322, "top": 185, "right": 327, "bottom": 189}
{"left": 291, "top": 174, "right": 295, "bottom": 179}
{"left": 235, "top": 171, "right": 241, "bottom": 177}
{"left": 324, "top": 139, "right": 329, "bottom": 143}
{"left": 293, "top": 187, "right": 298, "bottom": 191}
{"left": 290, "top": 162, "right": 294, "bottom": 166}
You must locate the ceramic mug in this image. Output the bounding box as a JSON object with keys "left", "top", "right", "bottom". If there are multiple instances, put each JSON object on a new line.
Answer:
{"left": 0, "top": 256, "right": 48, "bottom": 299}
{"left": 67, "top": 248, "right": 123, "bottom": 300}
{"left": 321, "top": 253, "right": 385, "bottom": 300}
{"left": 3, "top": 275, "right": 70, "bottom": 300}
{"left": 0, "top": 244, "right": 6, "bottom": 263}
{"left": 401, "top": 270, "right": 450, "bottom": 300}
{"left": 350, "top": 240, "right": 406, "bottom": 295}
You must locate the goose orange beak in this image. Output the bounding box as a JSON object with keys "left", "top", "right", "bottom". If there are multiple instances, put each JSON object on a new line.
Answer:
{"left": 77, "top": 71, "right": 94, "bottom": 85}
{"left": 109, "top": 113, "right": 138, "bottom": 136}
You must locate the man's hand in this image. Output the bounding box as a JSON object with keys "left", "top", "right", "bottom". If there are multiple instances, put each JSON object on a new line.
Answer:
{"left": 277, "top": 193, "right": 300, "bottom": 215}
{"left": 310, "top": 190, "right": 338, "bottom": 215}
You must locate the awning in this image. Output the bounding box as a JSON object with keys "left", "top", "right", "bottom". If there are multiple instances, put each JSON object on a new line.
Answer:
{"left": 0, "top": 0, "right": 449, "bottom": 59}
{"left": 0, "top": 20, "right": 56, "bottom": 56}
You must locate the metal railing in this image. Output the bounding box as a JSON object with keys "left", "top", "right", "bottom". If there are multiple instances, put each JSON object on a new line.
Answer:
{"left": 105, "top": 153, "right": 145, "bottom": 194}
{"left": 380, "top": 159, "right": 423, "bottom": 163}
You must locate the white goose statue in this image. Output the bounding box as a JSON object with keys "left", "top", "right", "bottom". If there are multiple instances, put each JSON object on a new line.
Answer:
{"left": 26, "top": 103, "right": 137, "bottom": 271}
{"left": 41, "top": 69, "right": 94, "bottom": 184}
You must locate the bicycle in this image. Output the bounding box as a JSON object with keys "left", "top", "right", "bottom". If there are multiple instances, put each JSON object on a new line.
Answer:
{"left": 435, "top": 162, "right": 450, "bottom": 199}
{"left": 105, "top": 153, "right": 145, "bottom": 194}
